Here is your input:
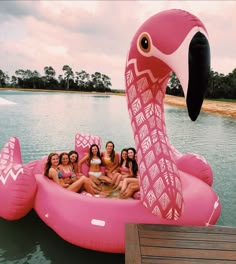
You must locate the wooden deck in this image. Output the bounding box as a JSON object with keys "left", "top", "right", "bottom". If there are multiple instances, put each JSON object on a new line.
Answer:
{"left": 125, "top": 224, "right": 236, "bottom": 263}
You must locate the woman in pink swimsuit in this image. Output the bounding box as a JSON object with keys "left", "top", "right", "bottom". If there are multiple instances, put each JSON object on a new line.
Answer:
{"left": 44, "top": 152, "right": 95, "bottom": 194}
{"left": 111, "top": 148, "right": 133, "bottom": 188}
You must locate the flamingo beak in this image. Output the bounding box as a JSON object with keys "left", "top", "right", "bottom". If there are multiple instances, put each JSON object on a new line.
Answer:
{"left": 186, "top": 32, "right": 210, "bottom": 121}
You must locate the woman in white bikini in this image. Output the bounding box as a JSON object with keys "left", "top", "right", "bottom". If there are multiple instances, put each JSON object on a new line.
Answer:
{"left": 78, "top": 144, "right": 103, "bottom": 191}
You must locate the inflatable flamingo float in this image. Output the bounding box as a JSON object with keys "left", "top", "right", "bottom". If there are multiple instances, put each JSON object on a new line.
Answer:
{"left": 0, "top": 9, "right": 221, "bottom": 253}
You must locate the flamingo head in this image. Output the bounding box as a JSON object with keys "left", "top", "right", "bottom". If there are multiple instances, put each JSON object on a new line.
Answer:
{"left": 126, "top": 9, "right": 210, "bottom": 121}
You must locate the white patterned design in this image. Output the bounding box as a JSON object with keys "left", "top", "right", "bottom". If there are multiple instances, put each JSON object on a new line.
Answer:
{"left": 153, "top": 177, "right": 165, "bottom": 197}
{"left": 147, "top": 190, "right": 156, "bottom": 207}
{"left": 143, "top": 175, "right": 150, "bottom": 194}
{"left": 144, "top": 150, "right": 155, "bottom": 168}
{"left": 139, "top": 161, "right": 146, "bottom": 176}
{"left": 149, "top": 164, "right": 160, "bottom": 180}
{"left": 154, "top": 141, "right": 162, "bottom": 156}
{"left": 148, "top": 116, "right": 156, "bottom": 129}
{"left": 158, "top": 131, "right": 165, "bottom": 143}
{"left": 156, "top": 116, "right": 162, "bottom": 130}
{"left": 141, "top": 137, "right": 152, "bottom": 154}
{"left": 166, "top": 159, "right": 173, "bottom": 173}
{"left": 156, "top": 90, "right": 164, "bottom": 104}
{"left": 159, "top": 192, "right": 170, "bottom": 210}
{"left": 161, "top": 143, "right": 169, "bottom": 156}
{"left": 163, "top": 172, "right": 170, "bottom": 185}
{"left": 154, "top": 104, "right": 162, "bottom": 118}
{"left": 141, "top": 90, "right": 152, "bottom": 105}
{"left": 131, "top": 98, "right": 142, "bottom": 115}
{"left": 144, "top": 103, "right": 154, "bottom": 119}
{"left": 75, "top": 133, "right": 101, "bottom": 150}
{"left": 152, "top": 205, "right": 162, "bottom": 216}
{"left": 0, "top": 137, "right": 23, "bottom": 184}
{"left": 139, "top": 124, "right": 149, "bottom": 141}
{"left": 137, "top": 77, "right": 149, "bottom": 93}
{"left": 126, "top": 69, "right": 134, "bottom": 86}
{"left": 176, "top": 192, "right": 183, "bottom": 209}
{"left": 158, "top": 158, "right": 166, "bottom": 172}
{"left": 135, "top": 112, "right": 146, "bottom": 127}
{"left": 150, "top": 130, "right": 158, "bottom": 144}
{"left": 127, "top": 85, "right": 137, "bottom": 103}
{"left": 0, "top": 166, "right": 23, "bottom": 184}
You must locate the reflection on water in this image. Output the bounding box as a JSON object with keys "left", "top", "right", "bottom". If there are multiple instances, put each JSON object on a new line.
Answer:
{"left": 0, "top": 211, "right": 124, "bottom": 264}
{"left": 0, "top": 90, "right": 236, "bottom": 263}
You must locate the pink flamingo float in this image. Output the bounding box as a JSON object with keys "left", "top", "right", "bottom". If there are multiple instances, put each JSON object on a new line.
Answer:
{"left": 0, "top": 9, "right": 221, "bottom": 253}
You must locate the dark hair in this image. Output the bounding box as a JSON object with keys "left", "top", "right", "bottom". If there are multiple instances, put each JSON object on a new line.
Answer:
{"left": 59, "top": 152, "right": 69, "bottom": 164}
{"left": 119, "top": 148, "right": 129, "bottom": 168}
{"left": 127, "top": 147, "right": 138, "bottom": 176}
{"left": 68, "top": 150, "right": 79, "bottom": 162}
{"left": 89, "top": 144, "right": 101, "bottom": 164}
{"left": 105, "top": 141, "right": 115, "bottom": 162}
{"left": 44, "top": 152, "right": 59, "bottom": 177}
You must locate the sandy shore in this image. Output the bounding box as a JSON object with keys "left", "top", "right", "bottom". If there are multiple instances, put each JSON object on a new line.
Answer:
{"left": 164, "top": 95, "right": 236, "bottom": 118}
{"left": 1, "top": 88, "right": 235, "bottom": 118}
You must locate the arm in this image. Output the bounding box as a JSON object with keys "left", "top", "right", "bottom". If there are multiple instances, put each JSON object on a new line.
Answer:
{"left": 48, "top": 168, "right": 68, "bottom": 187}
{"left": 109, "top": 153, "right": 120, "bottom": 173}
{"left": 78, "top": 153, "right": 89, "bottom": 174}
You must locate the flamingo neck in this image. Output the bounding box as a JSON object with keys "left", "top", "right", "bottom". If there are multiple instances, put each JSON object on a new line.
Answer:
{"left": 125, "top": 65, "right": 183, "bottom": 220}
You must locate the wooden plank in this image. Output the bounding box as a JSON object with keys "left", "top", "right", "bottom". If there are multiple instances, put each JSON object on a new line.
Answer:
{"left": 125, "top": 224, "right": 236, "bottom": 263}
{"left": 141, "top": 246, "right": 236, "bottom": 260}
{"left": 140, "top": 237, "right": 236, "bottom": 250}
{"left": 141, "top": 257, "right": 234, "bottom": 263}
{"left": 126, "top": 223, "right": 141, "bottom": 264}
{"left": 138, "top": 224, "right": 236, "bottom": 235}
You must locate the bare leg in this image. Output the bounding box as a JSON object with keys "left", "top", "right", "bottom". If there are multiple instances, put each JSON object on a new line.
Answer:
{"left": 119, "top": 183, "right": 140, "bottom": 199}
{"left": 67, "top": 176, "right": 89, "bottom": 192}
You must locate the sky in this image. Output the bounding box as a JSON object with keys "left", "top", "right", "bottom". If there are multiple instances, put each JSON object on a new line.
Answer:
{"left": 0, "top": 1, "right": 235, "bottom": 90}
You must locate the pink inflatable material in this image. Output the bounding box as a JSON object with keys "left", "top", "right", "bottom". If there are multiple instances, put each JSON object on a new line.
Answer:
{"left": 0, "top": 9, "right": 221, "bottom": 253}
{"left": 0, "top": 137, "right": 37, "bottom": 220}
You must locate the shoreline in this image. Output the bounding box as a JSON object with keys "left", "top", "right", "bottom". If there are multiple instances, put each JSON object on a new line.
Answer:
{"left": 0, "top": 88, "right": 235, "bottom": 118}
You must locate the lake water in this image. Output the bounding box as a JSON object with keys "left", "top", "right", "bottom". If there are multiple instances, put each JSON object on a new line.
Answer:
{"left": 0, "top": 90, "right": 236, "bottom": 263}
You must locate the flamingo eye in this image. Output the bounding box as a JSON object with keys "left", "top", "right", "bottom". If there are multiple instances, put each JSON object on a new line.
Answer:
{"left": 138, "top": 33, "right": 151, "bottom": 53}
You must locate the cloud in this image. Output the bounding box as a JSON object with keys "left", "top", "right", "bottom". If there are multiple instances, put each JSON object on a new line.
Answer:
{"left": 0, "top": 1, "right": 235, "bottom": 90}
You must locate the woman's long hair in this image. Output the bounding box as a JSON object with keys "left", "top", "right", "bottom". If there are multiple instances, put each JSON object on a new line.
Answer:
{"left": 68, "top": 150, "right": 79, "bottom": 162}
{"left": 127, "top": 147, "right": 138, "bottom": 177}
{"left": 105, "top": 141, "right": 115, "bottom": 162}
{"left": 44, "top": 153, "right": 58, "bottom": 177}
{"left": 89, "top": 144, "right": 101, "bottom": 164}
{"left": 119, "top": 148, "right": 129, "bottom": 168}
{"left": 59, "top": 152, "right": 69, "bottom": 165}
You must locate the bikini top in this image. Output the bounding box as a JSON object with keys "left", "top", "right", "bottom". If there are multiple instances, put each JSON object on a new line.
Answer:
{"left": 119, "top": 166, "right": 130, "bottom": 173}
{"left": 58, "top": 169, "right": 73, "bottom": 179}
{"left": 102, "top": 157, "right": 112, "bottom": 165}
{"left": 90, "top": 158, "right": 102, "bottom": 165}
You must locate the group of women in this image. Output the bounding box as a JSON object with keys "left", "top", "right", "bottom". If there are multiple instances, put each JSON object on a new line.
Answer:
{"left": 44, "top": 141, "right": 140, "bottom": 199}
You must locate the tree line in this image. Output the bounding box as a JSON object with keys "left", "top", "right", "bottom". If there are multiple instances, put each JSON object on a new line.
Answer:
{"left": 0, "top": 66, "right": 236, "bottom": 99}
{"left": 166, "top": 68, "right": 236, "bottom": 100}
{"left": 0, "top": 65, "right": 112, "bottom": 93}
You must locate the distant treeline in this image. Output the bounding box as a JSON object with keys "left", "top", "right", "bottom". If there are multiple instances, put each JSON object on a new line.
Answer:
{"left": 0, "top": 66, "right": 236, "bottom": 99}
{"left": 167, "top": 69, "right": 236, "bottom": 100}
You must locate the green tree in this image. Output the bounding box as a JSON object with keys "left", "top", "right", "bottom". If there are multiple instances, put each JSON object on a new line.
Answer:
{"left": 166, "top": 72, "right": 184, "bottom": 96}
{"left": 62, "top": 65, "right": 74, "bottom": 90}
{"left": 75, "top": 70, "right": 90, "bottom": 91}
{"left": 101, "top": 74, "right": 112, "bottom": 91}
{"left": 0, "top": 69, "right": 9, "bottom": 87}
